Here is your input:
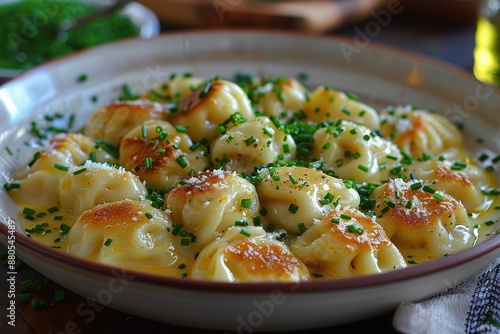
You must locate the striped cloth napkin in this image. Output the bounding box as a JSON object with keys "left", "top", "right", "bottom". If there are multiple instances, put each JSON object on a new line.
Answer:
{"left": 393, "top": 258, "right": 500, "bottom": 334}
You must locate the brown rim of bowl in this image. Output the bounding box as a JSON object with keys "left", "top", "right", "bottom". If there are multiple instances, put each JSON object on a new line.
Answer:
{"left": 1, "top": 219, "right": 499, "bottom": 294}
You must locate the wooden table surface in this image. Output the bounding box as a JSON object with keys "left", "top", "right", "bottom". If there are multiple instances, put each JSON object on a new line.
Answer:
{"left": 0, "top": 7, "right": 479, "bottom": 334}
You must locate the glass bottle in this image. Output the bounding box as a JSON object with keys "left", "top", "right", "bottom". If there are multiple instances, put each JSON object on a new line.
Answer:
{"left": 474, "top": 0, "right": 500, "bottom": 86}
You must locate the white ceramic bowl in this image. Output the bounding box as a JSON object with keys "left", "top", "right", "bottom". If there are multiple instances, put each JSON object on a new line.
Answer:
{"left": 0, "top": 31, "right": 499, "bottom": 332}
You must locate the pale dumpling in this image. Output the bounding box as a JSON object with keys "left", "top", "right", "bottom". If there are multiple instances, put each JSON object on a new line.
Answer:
{"left": 371, "top": 178, "right": 475, "bottom": 260}
{"left": 210, "top": 116, "right": 296, "bottom": 174}
{"left": 171, "top": 79, "right": 255, "bottom": 142}
{"left": 67, "top": 200, "right": 179, "bottom": 270}
{"left": 14, "top": 133, "right": 114, "bottom": 180}
{"left": 165, "top": 170, "right": 260, "bottom": 247}
{"left": 252, "top": 77, "right": 308, "bottom": 121}
{"left": 379, "top": 105, "right": 464, "bottom": 158}
{"left": 84, "top": 99, "right": 167, "bottom": 146}
{"left": 140, "top": 74, "right": 204, "bottom": 103}
{"left": 58, "top": 161, "right": 148, "bottom": 217}
{"left": 255, "top": 166, "right": 360, "bottom": 233}
{"left": 119, "top": 120, "right": 208, "bottom": 190}
{"left": 304, "top": 86, "right": 380, "bottom": 129}
{"left": 312, "top": 120, "right": 402, "bottom": 184}
{"left": 290, "top": 207, "right": 406, "bottom": 278}
{"left": 191, "top": 226, "right": 311, "bottom": 282}
{"left": 9, "top": 133, "right": 114, "bottom": 207}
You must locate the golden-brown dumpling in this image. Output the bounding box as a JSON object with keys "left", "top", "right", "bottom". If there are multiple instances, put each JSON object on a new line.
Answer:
{"left": 170, "top": 79, "right": 255, "bottom": 142}
{"left": 304, "top": 86, "right": 380, "bottom": 129}
{"left": 84, "top": 100, "right": 167, "bottom": 146}
{"left": 252, "top": 77, "right": 307, "bottom": 121}
{"left": 210, "top": 116, "right": 296, "bottom": 174}
{"left": 191, "top": 226, "right": 311, "bottom": 282}
{"left": 290, "top": 207, "right": 406, "bottom": 278}
{"left": 256, "top": 166, "right": 360, "bottom": 233}
{"left": 312, "top": 121, "right": 402, "bottom": 184}
{"left": 371, "top": 178, "right": 475, "bottom": 260}
{"left": 67, "top": 200, "right": 180, "bottom": 270}
{"left": 165, "top": 170, "right": 260, "bottom": 247}
{"left": 379, "top": 105, "right": 464, "bottom": 158}
{"left": 58, "top": 161, "right": 147, "bottom": 217}
{"left": 119, "top": 120, "right": 208, "bottom": 190}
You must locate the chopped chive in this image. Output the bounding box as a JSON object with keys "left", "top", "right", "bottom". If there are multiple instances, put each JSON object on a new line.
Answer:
{"left": 485, "top": 220, "right": 495, "bottom": 226}
{"left": 241, "top": 199, "right": 251, "bottom": 209}
{"left": 381, "top": 206, "right": 391, "bottom": 214}
{"left": 28, "top": 152, "right": 41, "bottom": 167}
{"left": 358, "top": 164, "right": 369, "bottom": 172}
{"left": 433, "top": 193, "right": 444, "bottom": 201}
{"left": 331, "top": 218, "right": 340, "bottom": 224}
{"left": 340, "top": 213, "right": 352, "bottom": 220}
{"left": 141, "top": 125, "right": 147, "bottom": 139}
{"left": 226, "top": 135, "right": 234, "bottom": 143}
{"left": 77, "top": 74, "right": 88, "bottom": 82}
{"left": 54, "top": 290, "right": 65, "bottom": 302}
{"left": 322, "top": 142, "right": 331, "bottom": 150}
{"left": 145, "top": 212, "right": 153, "bottom": 219}
{"left": 410, "top": 182, "right": 422, "bottom": 191}
{"left": 386, "top": 155, "right": 398, "bottom": 160}
{"left": 297, "top": 222, "right": 307, "bottom": 234}
{"left": 423, "top": 185, "right": 436, "bottom": 194}
{"left": 104, "top": 238, "right": 113, "bottom": 246}
{"left": 89, "top": 151, "right": 97, "bottom": 162}
{"left": 383, "top": 198, "right": 396, "bottom": 208}
{"left": 263, "top": 126, "right": 274, "bottom": 137}
{"left": 283, "top": 144, "right": 290, "bottom": 153}
{"left": 289, "top": 175, "right": 298, "bottom": 185}
{"left": 31, "top": 298, "right": 39, "bottom": 310}
{"left": 346, "top": 92, "right": 360, "bottom": 101}
{"left": 144, "top": 157, "right": 153, "bottom": 169}
{"left": 234, "top": 220, "right": 248, "bottom": 226}
{"left": 341, "top": 106, "right": 351, "bottom": 116}
{"left": 347, "top": 224, "right": 364, "bottom": 234}
{"left": 405, "top": 201, "right": 413, "bottom": 209}
{"left": 253, "top": 216, "right": 261, "bottom": 226}
{"left": 18, "top": 293, "right": 30, "bottom": 302}
{"left": 73, "top": 168, "right": 87, "bottom": 175}
{"left": 60, "top": 223, "right": 71, "bottom": 235}
{"left": 175, "top": 156, "right": 188, "bottom": 169}
{"left": 259, "top": 207, "right": 268, "bottom": 216}
{"left": 175, "top": 125, "right": 188, "bottom": 133}
{"left": 180, "top": 238, "right": 191, "bottom": 246}
{"left": 22, "top": 207, "right": 36, "bottom": 216}
{"left": 240, "top": 229, "right": 251, "bottom": 237}
{"left": 199, "top": 81, "right": 212, "bottom": 98}
{"left": 54, "top": 163, "right": 69, "bottom": 172}
{"left": 288, "top": 204, "right": 299, "bottom": 214}
{"left": 244, "top": 136, "right": 257, "bottom": 146}
{"left": 5, "top": 146, "right": 13, "bottom": 156}
{"left": 4, "top": 182, "right": 22, "bottom": 191}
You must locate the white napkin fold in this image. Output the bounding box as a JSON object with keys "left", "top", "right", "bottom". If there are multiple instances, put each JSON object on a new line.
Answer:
{"left": 392, "top": 258, "right": 500, "bottom": 334}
